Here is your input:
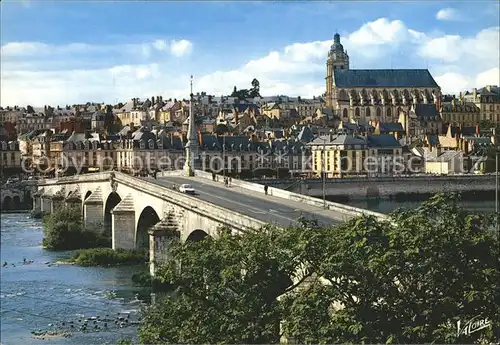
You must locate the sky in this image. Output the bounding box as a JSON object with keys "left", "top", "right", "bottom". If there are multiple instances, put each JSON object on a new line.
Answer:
{"left": 1, "top": 0, "right": 499, "bottom": 107}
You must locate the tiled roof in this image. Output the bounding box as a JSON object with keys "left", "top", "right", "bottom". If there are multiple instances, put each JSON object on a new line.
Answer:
{"left": 367, "top": 134, "right": 401, "bottom": 148}
{"left": 297, "top": 126, "right": 314, "bottom": 143}
{"left": 426, "top": 150, "right": 462, "bottom": 162}
{"left": 379, "top": 122, "right": 404, "bottom": 132}
{"left": 478, "top": 86, "right": 499, "bottom": 97}
{"left": 414, "top": 104, "right": 441, "bottom": 121}
{"left": 340, "top": 123, "right": 374, "bottom": 133}
{"left": 310, "top": 134, "right": 368, "bottom": 146}
{"left": 333, "top": 69, "right": 439, "bottom": 88}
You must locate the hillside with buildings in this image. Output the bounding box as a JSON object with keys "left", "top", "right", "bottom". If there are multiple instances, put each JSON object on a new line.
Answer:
{"left": 1, "top": 34, "right": 499, "bottom": 187}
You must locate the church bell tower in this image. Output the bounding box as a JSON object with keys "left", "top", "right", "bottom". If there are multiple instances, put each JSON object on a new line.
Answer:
{"left": 325, "top": 33, "right": 349, "bottom": 109}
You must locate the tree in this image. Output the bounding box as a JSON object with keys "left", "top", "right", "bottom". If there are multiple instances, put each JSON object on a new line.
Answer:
{"left": 250, "top": 78, "right": 261, "bottom": 98}
{"left": 139, "top": 194, "right": 500, "bottom": 344}
{"left": 281, "top": 194, "right": 500, "bottom": 344}
{"left": 231, "top": 86, "right": 238, "bottom": 97}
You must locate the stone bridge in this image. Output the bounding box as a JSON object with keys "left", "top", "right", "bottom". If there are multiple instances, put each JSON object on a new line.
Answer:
{"left": 35, "top": 171, "right": 387, "bottom": 275}
{"left": 1, "top": 181, "right": 37, "bottom": 212}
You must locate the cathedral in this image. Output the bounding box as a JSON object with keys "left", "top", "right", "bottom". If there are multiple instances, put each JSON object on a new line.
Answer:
{"left": 325, "top": 33, "right": 442, "bottom": 125}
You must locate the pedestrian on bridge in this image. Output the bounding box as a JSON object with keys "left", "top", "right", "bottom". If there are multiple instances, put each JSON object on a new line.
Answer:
{"left": 264, "top": 184, "right": 268, "bottom": 195}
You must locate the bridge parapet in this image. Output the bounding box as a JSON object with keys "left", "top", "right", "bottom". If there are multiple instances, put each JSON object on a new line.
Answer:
{"left": 113, "top": 172, "right": 267, "bottom": 232}
{"left": 255, "top": 174, "right": 497, "bottom": 186}
{"left": 39, "top": 172, "right": 112, "bottom": 186}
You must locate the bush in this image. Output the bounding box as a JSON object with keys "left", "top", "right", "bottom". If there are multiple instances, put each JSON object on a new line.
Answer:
{"left": 30, "top": 210, "right": 46, "bottom": 219}
{"left": 71, "top": 248, "right": 148, "bottom": 267}
{"left": 42, "top": 206, "right": 111, "bottom": 251}
{"left": 132, "top": 272, "right": 175, "bottom": 292}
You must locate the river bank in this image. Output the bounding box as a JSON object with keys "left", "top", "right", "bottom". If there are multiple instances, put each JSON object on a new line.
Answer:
{"left": 0, "top": 213, "right": 149, "bottom": 345}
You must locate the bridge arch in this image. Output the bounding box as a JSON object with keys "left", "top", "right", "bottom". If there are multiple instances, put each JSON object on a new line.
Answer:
{"left": 24, "top": 190, "right": 33, "bottom": 209}
{"left": 84, "top": 191, "right": 92, "bottom": 200}
{"left": 186, "top": 229, "right": 210, "bottom": 242}
{"left": 104, "top": 192, "right": 121, "bottom": 237}
{"left": 2, "top": 196, "right": 12, "bottom": 210}
{"left": 13, "top": 196, "right": 21, "bottom": 209}
{"left": 136, "top": 206, "right": 160, "bottom": 251}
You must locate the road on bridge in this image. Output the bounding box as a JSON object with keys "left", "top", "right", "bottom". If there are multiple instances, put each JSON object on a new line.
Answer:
{"left": 142, "top": 176, "right": 347, "bottom": 227}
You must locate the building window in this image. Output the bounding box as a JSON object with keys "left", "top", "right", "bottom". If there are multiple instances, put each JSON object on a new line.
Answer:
{"left": 343, "top": 108, "right": 348, "bottom": 118}
{"left": 355, "top": 108, "right": 360, "bottom": 117}
{"left": 376, "top": 107, "right": 382, "bottom": 117}
{"left": 387, "top": 108, "right": 392, "bottom": 117}
{"left": 366, "top": 108, "right": 371, "bottom": 118}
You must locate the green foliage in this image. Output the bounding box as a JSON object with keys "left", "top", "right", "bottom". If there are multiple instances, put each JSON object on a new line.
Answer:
{"left": 30, "top": 210, "right": 46, "bottom": 219}
{"left": 139, "top": 193, "right": 499, "bottom": 344}
{"left": 131, "top": 272, "right": 175, "bottom": 292}
{"left": 71, "top": 248, "right": 147, "bottom": 267}
{"left": 116, "top": 339, "right": 133, "bottom": 345}
{"left": 230, "top": 79, "right": 260, "bottom": 100}
{"left": 281, "top": 193, "right": 500, "bottom": 344}
{"left": 42, "top": 206, "right": 111, "bottom": 251}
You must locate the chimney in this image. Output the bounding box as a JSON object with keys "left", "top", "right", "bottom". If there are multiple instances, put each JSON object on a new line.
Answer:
{"left": 198, "top": 131, "right": 203, "bottom": 147}
{"left": 133, "top": 98, "right": 137, "bottom": 108}
{"left": 152, "top": 96, "right": 155, "bottom": 105}
{"left": 234, "top": 108, "right": 239, "bottom": 125}
{"left": 487, "top": 85, "right": 492, "bottom": 92}
{"left": 159, "top": 96, "right": 163, "bottom": 103}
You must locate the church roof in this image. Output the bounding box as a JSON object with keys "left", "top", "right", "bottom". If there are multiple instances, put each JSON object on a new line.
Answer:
{"left": 333, "top": 69, "right": 439, "bottom": 88}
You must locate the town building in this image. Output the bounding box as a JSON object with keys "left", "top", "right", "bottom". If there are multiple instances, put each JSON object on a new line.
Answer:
{"left": 440, "top": 96, "right": 481, "bottom": 126}
{"left": 462, "top": 85, "right": 500, "bottom": 123}
{"left": 0, "top": 140, "right": 22, "bottom": 174}
{"left": 308, "top": 133, "right": 404, "bottom": 178}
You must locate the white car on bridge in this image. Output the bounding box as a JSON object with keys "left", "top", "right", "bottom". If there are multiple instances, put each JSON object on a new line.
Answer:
{"left": 179, "top": 184, "right": 196, "bottom": 194}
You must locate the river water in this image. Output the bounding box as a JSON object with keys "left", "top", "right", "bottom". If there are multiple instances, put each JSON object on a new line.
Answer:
{"left": 0, "top": 213, "right": 149, "bottom": 345}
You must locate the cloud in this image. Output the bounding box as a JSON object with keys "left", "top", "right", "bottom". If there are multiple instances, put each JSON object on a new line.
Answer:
{"left": 436, "top": 8, "right": 460, "bottom": 21}
{"left": 1, "top": 18, "right": 498, "bottom": 107}
{"left": 476, "top": 67, "right": 500, "bottom": 87}
{"left": 418, "top": 27, "right": 499, "bottom": 64}
{"left": 348, "top": 18, "right": 421, "bottom": 45}
{"left": 1, "top": 39, "right": 193, "bottom": 60}
{"left": 170, "top": 39, "right": 193, "bottom": 57}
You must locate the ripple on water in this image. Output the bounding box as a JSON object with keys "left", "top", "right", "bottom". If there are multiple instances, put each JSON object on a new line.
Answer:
{"left": 1, "top": 213, "right": 150, "bottom": 345}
